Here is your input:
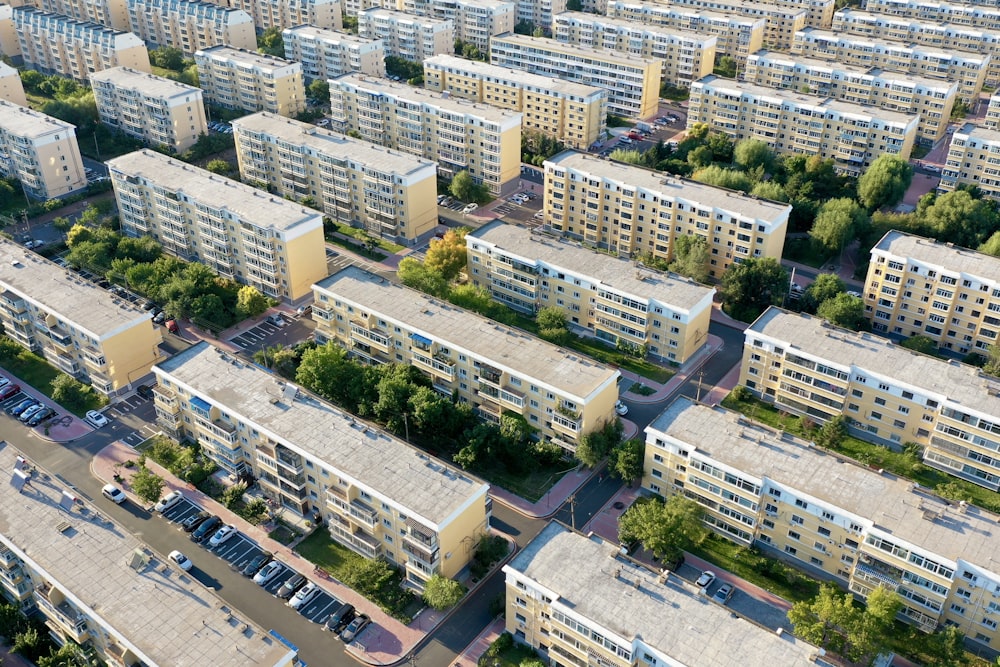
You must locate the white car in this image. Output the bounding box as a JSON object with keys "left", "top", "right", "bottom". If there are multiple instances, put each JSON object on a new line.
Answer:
{"left": 289, "top": 582, "right": 320, "bottom": 610}
{"left": 462, "top": 203, "right": 478, "bottom": 214}
{"left": 615, "top": 400, "right": 629, "bottom": 416}
{"left": 696, "top": 570, "right": 716, "bottom": 589}
{"left": 85, "top": 410, "right": 109, "bottom": 428}
{"left": 316, "top": 118, "right": 331, "bottom": 127}
{"left": 101, "top": 483, "right": 126, "bottom": 504}
{"left": 208, "top": 524, "right": 237, "bottom": 548}
{"left": 168, "top": 550, "right": 193, "bottom": 571}
{"left": 154, "top": 490, "right": 184, "bottom": 513}
{"left": 254, "top": 560, "right": 283, "bottom": 586}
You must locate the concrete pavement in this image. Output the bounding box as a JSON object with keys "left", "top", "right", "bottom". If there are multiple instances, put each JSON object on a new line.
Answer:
{"left": 0, "top": 368, "right": 93, "bottom": 443}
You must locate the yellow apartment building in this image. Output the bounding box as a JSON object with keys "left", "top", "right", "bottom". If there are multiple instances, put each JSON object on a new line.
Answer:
{"left": 551, "top": 11, "right": 716, "bottom": 89}
{"left": 771, "top": 0, "right": 835, "bottom": 28}
{"left": 357, "top": 8, "right": 453, "bottom": 62}
{"left": 863, "top": 0, "right": 1000, "bottom": 32}
{"left": 329, "top": 73, "right": 521, "bottom": 196}
{"left": 744, "top": 50, "right": 957, "bottom": 144}
{"left": 0, "top": 62, "right": 26, "bottom": 106}
{"left": 606, "top": 0, "right": 766, "bottom": 63}
{"left": 542, "top": 150, "right": 791, "bottom": 280}
{"left": 107, "top": 149, "right": 327, "bottom": 303}
{"left": 740, "top": 307, "right": 1000, "bottom": 492}
{"left": 13, "top": 7, "right": 150, "bottom": 81}
{"left": 282, "top": 24, "right": 385, "bottom": 81}
{"left": 863, "top": 230, "right": 1000, "bottom": 355}
{"left": 939, "top": 122, "right": 1000, "bottom": 201}
{"left": 195, "top": 46, "right": 306, "bottom": 117}
{"left": 466, "top": 221, "right": 715, "bottom": 364}
{"left": 489, "top": 33, "right": 661, "bottom": 119}
{"left": 397, "top": 0, "right": 515, "bottom": 53}
{"left": 125, "top": 0, "right": 255, "bottom": 55}
{"left": 0, "top": 241, "right": 163, "bottom": 395}
{"left": 688, "top": 75, "right": 918, "bottom": 176}
{"left": 505, "top": 522, "right": 826, "bottom": 667}
{"left": 312, "top": 266, "right": 622, "bottom": 451}
{"left": 90, "top": 67, "right": 207, "bottom": 153}
{"left": 423, "top": 54, "right": 608, "bottom": 150}
{"left": 513, "top": 0, "right": 565, "bottom": 30}
{"left": 643, "top": 396, "right": 1000, "bottom": 646}
{"left": 233, "top": 112, "right": 438, "bottom": 244}
{"left": 152, "top": 342, "right": 491, "bottom": 591}
{"left": 231, "top": 0, "right": 342, "bottom": 31}
{"left": 0, "top": 5, "right": 18, "bottom": 58}
{"left": 0, "top": 100, "right": 87, "bottom": 200}
{"left": 30, "top": 0, "right": 129, "bottom": 30}
{"left": 985, "top": 94, "right": 1000, "bottom": 129}
{"left": 642, "top": 0, "right": 807, "bottom": 50}
{"left": 791, "top": 27, "right": 989, "bottom": 103}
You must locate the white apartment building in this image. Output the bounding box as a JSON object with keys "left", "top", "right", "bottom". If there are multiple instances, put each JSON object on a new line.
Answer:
{"left": 986, "top": 94, "right": 1000, "bottom": 130}
{"left": 864, "top": 0, "right": 1000, "bottom": 32}
{"left": 640, "top": 0, "right": 808, "bottom": 50}
{"left": 195, "top": 46, "right": 306, "bottom": 117}
{"left": 0, "top": 100, "right": 87, "bottom": 200}
{"left": 125, "top": 0, "right": 256, "bottom": 55}
{"left": 0, "top": 5, "right": 18, "bottom": 58}
{"left": 402, "top": 0, "right": 515, "bottom": 52}
{"left": 0, "top": 61, "right": 27, "bottom": 106}
{"left": 514, "top": 0, "right": 565, "bottom": 30}
{"left": 357, "top": 8, "right": 453, "bottom": 62}
{"left": 29, "top": 0, "right": 129, "bottom": 30}
{"left": 282, "top": 24, "right": 385, "bottom": 80}
{"left": 939, "top": 122, "right": 1000, "bottom": 201}
{"left": 231, "top": 0, "right": 342, "bottom": 31}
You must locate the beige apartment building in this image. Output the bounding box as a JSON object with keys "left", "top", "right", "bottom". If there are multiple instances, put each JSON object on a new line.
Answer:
{"left": 195, "top": 46, "right": 306, "bottom": 117}
{"left": 30, "top": 0, "right": 129, "bottom": 30}
{"left": 606, "top": 0, "right": 765, "bottom": 63}
{"left": 985, "top": 94, "right": 1000, "bottom": 129}
{"left": 542, "top": 151, "right": 791, "bottom": 280}
{"left": 0, "top": 5, "right": 17, "bottom": 57}
{"left": 643, "top": 396, "right": 1000, "bottom": 645}
{"left": 939, "top": 122, "right": 1000, "bottom": 201}
{"left": 466, "top": 222, "right": 715, "bottom": 364}
{"left": 357, "top": 8, "right": 453, "bottom": 62}
{"left": 772, "top": 0, "right": 835, "bottom": 28}
{"left": 108, "top": 149, "right": 327, "bottom": 302}
{"left": 552, "top": 11, "right": 716, "bottom": 89}
{"left": 864, "top": 0, "right": 1000, "bottom": 32}
{"left": 0, "top": 62, "right": 26, "bottom": 106}
{"left": 740, "top": 307, "right": 1000, "bottom": 492}
{"left": 13, "top": 7, "right": 150, "bottom": 81}
{"left": 282, "top": 24, "right": 385, "bottom": 81}
{"left": 125, "top": 0, "right": 255, "bottom": 55}
{"left": 90, "top": 67, "right": 207, "bottom": 153}
{"left": 791, "top": 27, "right": 989, "bottom": 103}
{"left": 514, "top": 0, "right": 565, "bottom": 30}
{"left": 0, "top": 100, "right": 87, "bottom": 200}
{"left": 0, "top": 241, "right": 162, "bottom": 395}
{"left": 688, "top": 75, "right": 918, "bottom": 176}
{"left": 233, "top": 113, "right": 438, "bottom": 243}
{"left": 489, "top": 33, "right": 661, "bottom": 119}
{"left": 400, "top": 0, "right": 515, "bottom": 53}
{"left": 153, "top": 342, "right": 491, "bottom": 591}
{"left": 313, "top": 266, "right": 622, "bottom": 451}
{"left": 231, "top": 0, "right": 342, "bottom": 31}
{"left": 743, "top": 50, "right": 957, "bottom": 144}
{"left": 644, "top": 0, "right": 807, "bottom": 50}
{"left": 505, "top": 522, "right": 825, "bottom": 667}
{"left": 330, "top": 74, "right": 521, "bottom": 195}
{"left": 423, "top": 55, "right": 608, "bottom": 150}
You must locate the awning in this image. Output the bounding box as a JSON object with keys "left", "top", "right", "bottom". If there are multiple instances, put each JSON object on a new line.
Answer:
{"left": 189, "top": 396, "right": 211, "bottom": 412}
{"left": 409, "top": 332, "right": 432, "bottom": 346}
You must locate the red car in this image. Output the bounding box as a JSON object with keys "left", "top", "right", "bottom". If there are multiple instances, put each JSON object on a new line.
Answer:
{"left": 0, "top": 384, "right": 21, "bottom": 400}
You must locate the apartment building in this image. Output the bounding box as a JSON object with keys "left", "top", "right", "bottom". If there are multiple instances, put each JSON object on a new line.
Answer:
{"left": 688, "top": 75, "right": 918, "bottom": 176}
{"left": 740, "top": 307, "right": 1000, "bottom": 492}
{"left": 0, "top": 447, "right": 298, "bottom": 667}
{"left": 423, "top": 55, "right": 608, "bottom": 150}
{"left": 0, "top": 62, "right": 26, "bottom": 106}
{"left": 489, "top": 33, "right": 660, "bottom": 119}
{"left": 552, "top": 11, "right": 716, "bottom": 89}
{"left": 107, "top": 149, "right": 327, "bottom": 302}
{"left": 939, "top": 122, "right": 1000, "bottom": 201}
{"left": 233, "top": 113, "right": 438, "bottom": 243}
{"left": 514, "top": 0, "right": 564, "bottom": 30}
{"left": 29, "top": 0, "right": 129, "bottom": 30}
{"left": 0, "top": 100, "right": 87, "bottom": 200}
{"left": 125, "top": 0, "right": 255, "bottom": 55}
{"left": 231, "top": 0, "right": 342, "bottom": 31}
{"left": 606, "top": 0, "right": 765, "bottom": 63}
{"left": 90, "top": 67, "right": 207, "bottom": 153}
{"left": 772, "top": 0, "right": 835, "bottom": 28}
{"left": 13, "top": 8, "right": 149, "bottom": 81}
{"left": 330, "top": 74, "right": 521, "bottom": 195}
{"left": 0, "top": 5, "right": 17, "bottom": 57}
{"left": 791, "top": 27, "right": 989, "bottom": 103}
{"left": 744, "top": 50, "right": 957, "bottom": 144}
{"left": 195, "top": 46, "right": 306, "bottom": 117}
{"left": 643, "top": 396, "right": 1000, "bottom": 645}
{"left": 985, "top": 94, "right": 1000, "bottom": 130}
{"left": 313, "top": 266, "right": 621, "bottom": 450}
{"left": 542, "top": 151, "right": 791, "bottom": 280}
{"left": 864, "top": 0, "right": 1000, "bottom": 33}
{"left": 357, "top": 8, "right": 453, "bottom": 62}
{"left": 282, "top": 24, "right": 385, "bottom": 81}
{"left": 643, "top": 0, "right": 807, "bottom": 50}
{"left": 466, "top": 222, "right": 715, "bottom": 364}
{"left": 152, "top": 342, "right": 490, "bottom": 591}
{"left": 401, "top": 0, "right": 514, "bottom": 53}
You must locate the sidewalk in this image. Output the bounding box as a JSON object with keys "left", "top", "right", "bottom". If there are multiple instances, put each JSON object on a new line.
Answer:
{"left": 450, "top": 617, "right": 506, "bottom": 667}
{"left": 618, "top": 332, "right": 723, "bottom": 404}
{"left": 0, "top": 369, "right": 93, "bottom": 443}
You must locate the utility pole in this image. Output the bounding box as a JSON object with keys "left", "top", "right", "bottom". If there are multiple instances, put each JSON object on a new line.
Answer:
{"left": 567, "top": 494, "right": 577, "bottom": 528}
{"left": 402, "top": 412, "right": 410, "bottom": 443}
{"left": 696, "top": 370, "right": 705, "bottom": 402}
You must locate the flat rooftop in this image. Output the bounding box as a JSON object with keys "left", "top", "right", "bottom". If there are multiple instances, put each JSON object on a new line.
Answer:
{"left": 649, "top": 397, "right": 1000, "bottom": 573}
{"left": 155, "top": 342, "right": 488, "bottom": 525}
{"left": 873, "top": 229, "right": 1000, "bottom": 284}
{"left": 106, "top": 150, "right": 322, "bottom": 234}
{"left": 469, "top": 222, "right": 714, "bottom": 313}
{"left": 749, "top": 50, "right": 958, "bottom": 91}
{"left": 0, "top": 443, "right": 294, "bottom": 667}
{"left": 507, "top": 523, "right": 821, "bottom": 666}
{"left": 955, "top": 120, "right": 1000, "bottom": 142}
{"left": 545, "top": 150, "right": 792, "bottom": 225}
{"left": 282, "top": 24, "right": 381, "bottom": 45}
{"left": 555, "top": 11, "right": 720, "bottom": 42}
{"left": 359, "top": 7, "right": 453, "bottom": 26}
{"left": 0, "top": 99, "right": 76, "bottom": 138}
{"left": 195, "top": 46, "right": 298, "bottom": 71}
{"left": 90, "top": 66, "right": 201, "bottom": 99}
{"left": 607, "top": 0, "right": 766, "bottom": 26}
{"left": 836, "top": 8, "right": 996, "bottom": 35}
{"left": 0, "top": 240, "right": 151, "bottom": 339}
{"left": 422, "top": 55, "right": 608, "bottom": 100}
{"left": 491, "top": 33, "right": 662, "bottom": 67}
{"left": 315, "top": 266, "right": 620, "bottom": 400}
{"left": 233, "top": 112, "right": 436, "bottom": 176}
{"left": 795, "top": 27, "right": 989, "bottom": 62}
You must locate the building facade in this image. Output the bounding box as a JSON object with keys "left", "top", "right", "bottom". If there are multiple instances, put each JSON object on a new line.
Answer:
{"left": 0, "top": 100, "right": 87, "bottom": 200}
{"left": 0, "top": 62, "right": 27, "bottom": 106}
{"left": 772, "top": 0, "right": 835, "bottom": 28}
{"left": 0, "top": 5, "right": 18, "bottom": 58}
{"left": 107, "top": 149, "right": 327, "bottom": 302}
{"left": 552, "top": 11, "right": 716, "bottom": 89}
{"left": 233, "top": 113, "right": 438, "bottom": 243}
{"left": 985, "top": 94, "right": 1000, "bottom": 130}
{"left": 466, "top": 222, "right": 715, "bottom": 364}
{"left": 514, "top": 0, "right": 565, "bottom": 30}
{"left": 939, "top": 122, "right": 1000, "bottom": 201}
{"left": 153, "top": 341, "right": 491, "bottom": 591}
{"left": 640, "top": 0, "right": 808, "bottom": 50}
{"left": 282, "top": 24, "right": 385, "bottom": 81}
{"left": 688, "top": 75, "right": 918, "bottom": 176}
{"left": 489, "top": 33, "right": 661, "bottom": 119}
{"left": 90, "top": 67, "right": 207, "bottom": 152}
{"left": 125, "top": 0, "right": 255, "bottom": 55}
{"left": 542, "top": 151, "right": 791, "bottom": 280}
{"left": 863, "top": 0, "right": 1000, "bottom": 32}
{"left": 28, "top": 0, "right": 129, "bottom": 30}
{"left": 312, "top": 266, "right": 622, "bottom": 451}
{"left": 423, "top": 54, "right": 608, "bottom": 150}
{"left": 743, "top": 50, "right": 957, "bottom": 144}
{"left": 405, "top": 0, "right": 515, "bottom": 53}
{"left": 231, "top": 0, "right": 342, "bottom": 31}
{"left": 329, "top": 73, "right": 521, "bottom": 196}
{"left": 195, "top": 46, "right": 306, "bottom": 117}
{"left": 357, "top": 8, "right": 453, "bottom": 62}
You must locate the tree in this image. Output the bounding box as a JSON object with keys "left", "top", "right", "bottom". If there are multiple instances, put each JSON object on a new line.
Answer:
{"left": 715, "top": 56, "right": 737, "bottom": 78}
{"left": 798, "top": 273, "right": 844, "bottom": 314}
{"left": 667, "top": 236, "right": 709, "bottom": 283}
{"left": 575, "top": 419, "right": 623, "bottom": 467}
{"left": 917, "top": 190, "right": 998, "bottom": 248}
{"left": 257, "top": 27, "right": 284, "bottom": 56}
{"left": 220, "top": 481, "right": 248, "bottom": 509}
{"left": 815, "top": 415, "right": 847, "bottom": 449}
{"left": 687, "top": 145, "right": 713, "bottom": 168}
{"left": 566, "top": 0, "right": 583, "bottom": 8}
{"left": 308, "top": 79, "right": 330, "bottom": 102}
{"left": 149, "top": 46, "right": 185, "bottom": 71}
{"left": 205, "top": 159, "right": 231, "bottom": 175}
{"left": 788, "top": 583, "right": 899, "bottom": 664}
{"left": 296, "top": 342, "right": 373, "bottom": 412}
{"left": 422, "top": 574, "right": 466, "bottom": 610}
{"left": 608, "top": 438, "right": 644, "bottom": 484}
{"left": 817, "top": 293, "right": 866, "bottom": 330}
{"left": 719, "top": 258, "right": 788, "bottom": 323}
{"left": 235, "top": 285, "right": 271, "bottom": 319}
{"left": 537, "top": 306, "right": 567, "bottom": 331}
{"left": 733, "top": 139, "right": 775, "bottom": 173}
{"left": 691, "top": 165, "right": 752, "bottom": 192}
{"left": 618, "top": 495, "right": 709, "bottom": 562}
{"left": 130, "top": 465, "right": 165, "bottom": 505}
{"left": 449, "top": 170, "right": 488, "bottom": 203}
{"left": 424, "top": 228, "right": 468, "bottom": 281}
{"left": 253, "top": 344, "right": 298, "bottom": 378}
{"left": 50, "top": 375, "right": 93, "bottom": 412}
{"left": 979, "top": 230, "right": 1000, "bottom": 257}
{"left": 810, "top": 198, "right": 869, "bottom": 254}
{"left": 984, "top": 342, "right": 1000, "bottom": 378}
{"left": 899, "top": 335, "right": 939, "bottom": 356}
{"left": 750, "top": 181, "right": 788, "bottom": 202}
{"left": 607, "top": 148, "right": 645, "bottom": 165}
{"left": 397, "top": 257, "right": 449, "bottom": 297}
{"left": 857, "top": 155, "right": 912, "bottom": 211}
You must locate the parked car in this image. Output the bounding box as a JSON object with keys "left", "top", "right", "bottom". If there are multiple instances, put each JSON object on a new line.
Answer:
{"left": 240, "top": 552, "right": 272, "bottom": 577}
{"left": 462, "top": 203, "right": 478, "bottom": 214}
{"left": 142, "top": 301, "right": 157, "bottom": 311}
{"left": 323, "top": 603, "right": 355, "bottom": 634}
{"left": 296, "top": 305, "right": 312, "bottom": 317}
{"left": 925, "top": 164, "right": 941, "bottom": 173}
{"left": 288, "top": 582, "right": 320, "bottom": 611}
{"left": 712, "top": 583, "right": 734, "bottom": 605}
{"left": 267, "top": 313, "right": 285, "bottom": 326}
{"left": 615, "top": 400, "right": 629, "bottom": 416}
{"left": 165, "top": 320, "right": 179, "bottom": 334}
{"left": 253, "top": 560, "right": 283, "bottom": 585}
{"left": 618, "top": 136, "right": 633, "bottom": 144}
{"left": 19, "top": 404, "right": 46, "bottom": 422}
{"left": 316, "top": 118, "right": 331, "bottom": 127}
{"left": 533, "top": 211, "right": 544, "bottom": 220}
{"left": 169, "top": 550, "right": 193, "bottom": 571}
{"left": 27, "top": 408, "right": 54, "bottom": 426}
{"left": 695, "top": 570, "right": 716, "bottom": 589}
{"left": 340, "top": 613, "right": 371, "bottom": 643}
{"left": 437, "top": 194, "right": 447, "bottom": 204}
{"left": 276, "top": 574, "right": 307, "bottom": 600}
{"left": 208, "top": 524, "right": 238, "bottom": 547}
{"left": 0, "top": 376, "right": 10, "bottom": 388}
{"left": 9, "top": 399, "right": 36, "bottom": 416}
{"left": 152, "top": 311, "right": 166, "bottom": 324}
{"left": 136, "top": 385, "right": 155, "bottom": 400}
{"left": 182, "top": 511, "right": 211, "bottom": 533}
{"left": 154, "top": 490, "right": 184, "bottom": 513}
{"left": 101, "top": 483, "right": 126, "bottom": 504}
{"left": 191, "top": 515, "right": 222, "bottom": 543}
{"left": 85, "top": 410, "right": 109, "bottom": 428}
{"left": 0, "top": 384, "right": 20, "bottom": 401}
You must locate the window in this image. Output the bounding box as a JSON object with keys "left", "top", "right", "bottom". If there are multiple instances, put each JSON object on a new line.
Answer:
{"left": 788, "top": 530, "right": 801, "bottom": 540}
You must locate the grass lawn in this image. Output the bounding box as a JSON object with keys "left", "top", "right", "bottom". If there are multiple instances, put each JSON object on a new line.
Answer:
{"left": 0, "top": 346, "right": 106, "bottom": 417}
{"left": 331, "top": 223, "right": 405, "bottom": 254}
{"left": 781, "top": 237, "right": 831, "bottom": 269}
{"left": 325, "top": 234, "right": 389, "bottom": 261}
{"left": 481, "top": 462, "right": 572, "bottom": 503}
{"left": 568, "top": 336, "right": 676, "bottom": 384}
{"left": 267, "top": 521, "right": 300, "bottom": 546}
{"left": 690, "top": 535, "right": 819, "bottom": 604}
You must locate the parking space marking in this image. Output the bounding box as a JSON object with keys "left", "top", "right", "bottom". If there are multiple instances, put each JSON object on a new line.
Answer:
{"left": 305, "top": 595, "right": 339, "bottom": 622}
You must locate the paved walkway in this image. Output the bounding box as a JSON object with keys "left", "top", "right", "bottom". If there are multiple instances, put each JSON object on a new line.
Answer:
{"left": 0, "top": 369, "right": 93, "bottom": 444}
{"left": 0, "top": 644, "right": 34, "bottom": 667}
{"left": 450, "top": 617, "right": 506, "bottom": 667}
{"left": 618, "top": 332, "right": 723, "bottom": 405}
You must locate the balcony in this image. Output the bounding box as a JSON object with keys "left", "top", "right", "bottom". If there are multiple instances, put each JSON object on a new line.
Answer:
{"left": 551, "top": 411, "right": 582, "bottom": 436}
{"left": 34, "top": 584, "right": 89, "bottom": 643}
{"left": 195, "top": 415, "right": 237, "bottom": 444}
{"left": 0, "top": 548, "right": 20, "bottom": 570}
{"left": 411, "top": 350, "right": 455, "bottom": 379}
{"left": 275, "top": 445, "right": 304, "bottom": 475}
{"left": 348, "top": 498, "right": 377, "bottom": 527}
{"left": 329, "top": 519, "right": 381, "bottom": 560}
{"left": 350, "top": 322, "right": 390, "bottom": 352}
{"left": 325, "top": 485, "right": 349, "bottom": 513}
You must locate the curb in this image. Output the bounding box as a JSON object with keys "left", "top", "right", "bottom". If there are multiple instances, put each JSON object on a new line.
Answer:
{"left": 489, "top": 464, "right": 601, "bottom": 520}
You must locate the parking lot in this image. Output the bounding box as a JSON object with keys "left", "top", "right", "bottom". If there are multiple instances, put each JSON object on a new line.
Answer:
{"left": 0, "top": 388, "right": 62, "bottom": 431}
{"left": 229, "top": 313, "right": 294, "bottom": 350}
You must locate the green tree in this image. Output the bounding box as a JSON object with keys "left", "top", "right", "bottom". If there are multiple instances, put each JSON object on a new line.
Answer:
{"left": 12, "top": 626, "right": 42, "bottom": 659}
{"left": 220, "top": 481, "right": 248, "bottom": 509}
{"left": 449, "top": 170, "right": 486, "bottom": 203}
{"left": 149, "top": 46, "right": 185, "bottom": 71}
{"left": 817, "top": 293, "right": 866, "bottom": 330}
{"left": 788, "top": 583, "right": 899, "bottom": 664}
{"left": 19, "top": 69, "right": 44, "bottom": 93}
{"left": 397, "top": 257, "right": 449, "bottom": 297}
{"left": 235, "top": 285, "right": 271, "bottom": 319}
{"left": 857, "top": 155, "right": 912, "bottom": 211}
{"left": 608, "top": 438, "right": 644, "bottom": 484}
{"left": 705, "top": 132, "right": 734, "bottom": 163}
{"left": 691, "top": 165, "right": 752, "bottom": 192}
{"left": 899, "top": 335, "right": 939, "bottom": 356}
{"left": 424, "top": 228, "right": 468, "bottom": 281}
{"left": 979, "top": 230, "right": 1000, "bottom": 257}
{"left": 798, "top": 273, "right": 845, "bottom": 314}
{"left": 296, "top": 342, "right": 374, "bottom": 412}
{"left": 130, "top": 465, "right": 165, "bottom": 505}
{"left": 575, "top": 419, "right": 623, "bottom": 467}
{"left": 815, "top": 415, "right": 848, "bottom": 449}
{"left": 984, "top": 342, "right": 1000, "bottom": 377}
{"left": 37, "top": 641, "right": 93, "bottom": 667}
{"left": 917, "top": 190, "right": 998, "bottom": 248}
{"left": 618, "top": 495, "right": 709, "bottom": 562}
{"left": 205, "top": 159, "right": 231, "bottom": 175}
{"left": 607, "top": 148, "right": 644, "bottom": 165}
{"left": 719, "top": 257, "right": 788, "bottom": 323}
{"left": 687, "top": 145, "right": 713, "bottom": 168}
{"left": 750, "top": 181, "right": 788, "bottom": 202}
{"left": 667, "top": 236, "right": 709, "bottom": 283}
{"left": 537, "top": 306, "right": 567, "bottom": 330}
{"left": 714, "top": 56, "right": 737, "bottom": 78}
{"left": 810, "top": 198, "right": 869, "bottom": 254}
{"left": 919, "top": 626, "right": 966, "bottom": 667}
{"left": 50, "top": 375, "right": 94, "bottom": 412}
{"left": 308, "top": 79, "right": 330, "bottom": 102}
{"left": 422, "top": 574, "right": 466, "bottom": 610}
{"left": 566, "top": 0, "right": 583, "bottom": 8}
{"left": 733, "top": 139, "right": 775, "bottom": 173}
{"left": 253, "top": 344, "right": 298, "bottom": 378}
{"left": 257, "top": 27, "right": 284, "bottom": 56}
